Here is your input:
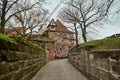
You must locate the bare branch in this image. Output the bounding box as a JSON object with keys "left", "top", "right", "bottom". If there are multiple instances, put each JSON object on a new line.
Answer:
{"left": 84, "top": 0, "right": 95, "bottom": 17}
{"left": 5, "top": 5, "right": 35, "bottom": 23}
{"left": 86, "top": 4, "right": 104, "bottom": 22}
{"left": 105, "top": 0, "right": 115, "bottom": 15}
{"left": 6, "top": 0, "right": 19, "bottom": 13}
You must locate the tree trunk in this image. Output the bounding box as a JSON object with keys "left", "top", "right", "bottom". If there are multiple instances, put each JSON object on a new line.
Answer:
{"left": 74, "top": 23, "right": 79, "bottom": 46}
{"left": 0, "top": 0, "right": 7, "bottom": 33}
{"left": 82, "top": 29, "right": 87, "bottom": 42}
{"left": 0, "top": 16, "right": 5, "bottom": 33}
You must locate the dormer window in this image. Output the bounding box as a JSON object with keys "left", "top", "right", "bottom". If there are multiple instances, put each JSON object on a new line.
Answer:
{"left": 50, "top": 25, "right": 56, "bottom": 30}
{"left": 51, "top": 23, "right": 56, "bottom": 26}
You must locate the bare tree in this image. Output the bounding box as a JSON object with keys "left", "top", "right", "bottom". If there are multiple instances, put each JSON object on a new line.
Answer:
{"left": 0, "top": 0, "right": 18, "bottom": 33}
{"left": 9, "top": 0, "right": 48, "bottom": 39}
{"left": 58, "top": 6, "right": 79, "bottom": 46}
{"left": 0, "top": 0, "right": 42, "bottom": 33}
{"left": 59, "top": 0, "right": 111, "bottom": 42}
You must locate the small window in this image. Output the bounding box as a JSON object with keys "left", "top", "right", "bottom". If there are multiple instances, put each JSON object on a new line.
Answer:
{"left": 50, "top": 26, "right": 55, "bottom": 30}
{"left": 60, "top": 48, "right": 62, "bottom": 51}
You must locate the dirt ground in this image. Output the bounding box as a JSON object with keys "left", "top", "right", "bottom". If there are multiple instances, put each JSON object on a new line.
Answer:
{"left": 31, "top": 59, "right": 88, "bottom": 80}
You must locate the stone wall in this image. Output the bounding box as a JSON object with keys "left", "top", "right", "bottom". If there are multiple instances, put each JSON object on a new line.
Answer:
{"left": 0, "top": 36, "right": 46, "bottom": 80}
{"left": 69, "top": 48, "right": 120, "bottom": 80}
{"left": 0, "top": 49, "right": 46, "bottom": 80}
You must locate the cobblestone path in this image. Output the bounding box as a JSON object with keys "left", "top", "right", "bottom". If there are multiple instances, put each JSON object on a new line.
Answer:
{"left": 32, "top": 59, "right": 88, "bottom": 80}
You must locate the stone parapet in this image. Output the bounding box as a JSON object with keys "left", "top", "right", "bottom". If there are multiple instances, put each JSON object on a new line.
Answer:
{"left": 0, "top": 50, "right": 46, "bottom": 80}
{"left": 68, "top": 48, "right": 120, "bottom": 80}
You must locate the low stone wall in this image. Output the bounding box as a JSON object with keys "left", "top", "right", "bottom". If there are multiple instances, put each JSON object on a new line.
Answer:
{"left": 0, "top": 50, "right": 46, "bottom": 80}
{"left": 69, "top": 48, "right": 120, "bottom": 80}
{"left": 0, "top": 35, "right": 46, "bottom": 80}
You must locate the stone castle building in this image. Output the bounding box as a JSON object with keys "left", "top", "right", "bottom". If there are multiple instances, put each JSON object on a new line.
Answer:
{"left": 4, "top": 19, "right": 75, "bottom": 61}
{"left": 43, "top": 19, "right": 75, "bottom": 60}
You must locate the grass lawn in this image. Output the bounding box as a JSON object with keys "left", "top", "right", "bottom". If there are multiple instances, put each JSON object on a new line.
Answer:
{"left": 79, "top": 38, "right": 120, "bottom": 50}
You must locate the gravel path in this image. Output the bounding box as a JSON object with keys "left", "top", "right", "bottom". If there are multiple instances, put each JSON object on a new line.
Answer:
{"left": 32, "top": 59, "right": 88, "bottom": 80}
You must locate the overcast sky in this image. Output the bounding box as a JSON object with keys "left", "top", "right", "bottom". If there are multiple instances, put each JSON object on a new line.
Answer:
{"left": 43, "top": 0, "right": 120, "bottom": 39}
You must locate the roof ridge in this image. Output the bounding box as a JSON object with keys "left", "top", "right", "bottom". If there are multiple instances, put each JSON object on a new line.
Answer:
{"left": 55, "top": 19, "right": 73, "bottom": 33}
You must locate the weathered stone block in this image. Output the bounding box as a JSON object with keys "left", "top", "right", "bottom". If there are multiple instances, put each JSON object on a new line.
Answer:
{"left": 9, "top": 62, "right": 19, "bottom": 72}
{"left": 12, "top": 70, "right": 23, "bottom": 80}
{"left": 99, "top": 70, "right": 109, "bottom": 80}
{"left": 0, "top": 62, "right": 10, "bottom": 75}
{"left": 110, "top": 52, "right": 120, "bottom": 60}
{"left": 22, "top": 67, "right": 40, "bottom": 80}
{"left": 109, "top": 73, "right": 120, "bottom": 80}
{"left": 90, "top": 66, "right": 95, "bottom": 75}
{"left": 112, "top": 61, "right": 120, "bottom": 75}
{"left": 0, "top": 73, "right": 13, "bottom": 80}
{"left": 94, "top": 67, "right": 100, "bottom": 78}
{"left": 99, "top": 59, "right": 110, "bottom": 71}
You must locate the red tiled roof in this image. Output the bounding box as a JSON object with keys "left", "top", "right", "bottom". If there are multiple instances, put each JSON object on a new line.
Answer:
{"left": 55, "top": 19, "right": 73, "bottom": 33}
{"left": 5, "top": 27, "right": 25, "bottom": 35}
{"left": 13, "top": 27, "right": 25, "bottom": 31}
{"left": 47, "top": 19, "right": 73, "bottom": 33}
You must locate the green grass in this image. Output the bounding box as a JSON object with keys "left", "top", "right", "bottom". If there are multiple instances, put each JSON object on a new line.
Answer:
{"left": 0, "top": 34, "right": 18, "bottom": 50}
{"left": 10, "top": 36, "right": 44, "bottom": 52}
{"left": 79, "top": 39, "right": 102, "bottom": 48}
{"left": 79, "top": 38, "right": 120, "bottom": 50}
{"left": 0, "top": 33, "right": 17, "bottom": 44}
{"left": 0, "top": 34, "right": 44, "bottom": 52}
